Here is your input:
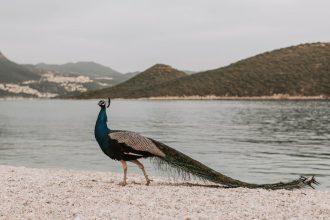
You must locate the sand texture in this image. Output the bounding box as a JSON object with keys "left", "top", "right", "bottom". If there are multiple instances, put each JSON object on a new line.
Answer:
{"left": 1, "top": 165, "right": 329, "bottom": 219}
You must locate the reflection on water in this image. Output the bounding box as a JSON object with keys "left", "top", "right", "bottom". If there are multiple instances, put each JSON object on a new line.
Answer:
{"left": 0, "top": 100, "right": 329, "bottom": 189}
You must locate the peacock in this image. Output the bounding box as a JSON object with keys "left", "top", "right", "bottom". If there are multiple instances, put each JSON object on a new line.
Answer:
{"left": 94, "top": 98, "right": 318, "bottom": 189}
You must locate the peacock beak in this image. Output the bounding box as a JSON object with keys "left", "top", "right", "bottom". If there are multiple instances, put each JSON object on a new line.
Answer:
{"left": 107, "top": 97, "right": 111, "bottom": 108}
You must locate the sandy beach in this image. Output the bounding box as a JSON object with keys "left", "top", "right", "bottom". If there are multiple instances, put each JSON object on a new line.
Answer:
{"left": 0, "top": 165, "right": 329, "bottom": 219}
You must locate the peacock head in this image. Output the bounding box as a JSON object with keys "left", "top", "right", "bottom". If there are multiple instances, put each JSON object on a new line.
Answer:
{"left": 98, "top": 98, "right": 111, "bottom": 109}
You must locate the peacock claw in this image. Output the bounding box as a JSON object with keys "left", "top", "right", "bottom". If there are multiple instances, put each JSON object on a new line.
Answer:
{"left": 118, "top": 181, "right": 127, "bottom": 186}
{"left": 146, "top": 179, "right": 153, "bottom": 186}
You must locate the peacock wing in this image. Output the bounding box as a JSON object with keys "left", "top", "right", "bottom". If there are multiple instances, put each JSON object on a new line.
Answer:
{"left": 109, "top": 131, "right": 165, "bottom": 157}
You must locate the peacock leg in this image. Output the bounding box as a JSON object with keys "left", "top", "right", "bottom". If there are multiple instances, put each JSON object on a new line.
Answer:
{"left": 119, "top": 160, "right": 127, "bottom": 186}
{"left": 131, "top": 160, "right": 152, "bottom": 185}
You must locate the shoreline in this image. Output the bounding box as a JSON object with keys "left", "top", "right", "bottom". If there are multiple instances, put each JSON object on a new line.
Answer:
{"left": 1, "top": 94, "right": 329, "bottom": 101}
{"left": 137, "top": 95, "right": 329, "bottom": 100}
{"left": 1, "top": 165, "right": 329, "bottom": 219}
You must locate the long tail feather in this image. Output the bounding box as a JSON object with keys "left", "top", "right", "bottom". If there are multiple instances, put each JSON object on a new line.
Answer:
{"left": 151, "top": 140, "right": 318, "bottom": 190}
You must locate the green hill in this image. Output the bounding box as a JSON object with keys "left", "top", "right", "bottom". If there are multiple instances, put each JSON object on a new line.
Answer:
{"left": 74, "top": 42, "right": 330, "bottom": 99}
{"left": 0, "top": 51, "right": 40, "bottom": 83}
{"left": 35, "top": 62, "right": 122, "bottom": 77}
{"left": 76, "top": 64, "right": 187, "bottom": 98}
{"left": 0, "top": 52, "right": 129, "bottom": 98}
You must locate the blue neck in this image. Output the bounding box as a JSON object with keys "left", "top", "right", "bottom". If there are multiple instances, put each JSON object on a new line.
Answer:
{"left": 94, "top": 107, "right": 110, "bottom": 150}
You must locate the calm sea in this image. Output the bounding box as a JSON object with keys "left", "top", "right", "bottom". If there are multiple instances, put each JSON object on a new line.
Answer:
{"left": 0, "top": 99, "right": 329, "bottom": 189}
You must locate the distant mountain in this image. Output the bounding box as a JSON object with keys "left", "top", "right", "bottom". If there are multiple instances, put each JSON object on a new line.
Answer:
{"left": 123, "top": 71, "right": 140, "bottom": 80}
{"left": 182, "top": 70, "right": 197, "bottom": 75}
{"left": 0, "top": 53, "right": 135, "bottom": 98}
{"left": 34, "top": 61, "right": 130, "bottom": 86}
{"left": 76, "top": 64, "right": 187, "bottom": 98}
{"left": 35, "top": 61, "right": 121, "bottom": 78}
{"left": 75, "top": 42, "right": 330, "bottom": 99}
{"left": 0, "top": 51, "right": 40, "bottom": 83}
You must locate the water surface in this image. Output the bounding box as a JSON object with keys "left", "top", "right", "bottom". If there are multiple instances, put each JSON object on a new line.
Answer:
{"left": 0, "top": 100, "right": 329, "bottom": 188}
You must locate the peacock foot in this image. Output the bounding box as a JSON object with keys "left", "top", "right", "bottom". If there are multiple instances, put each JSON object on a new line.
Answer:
{"left": 146, "top": 179, "right": 153, "bottom": 186}
{"left": 118, "top": 181, "right": 127, "bottom": 186}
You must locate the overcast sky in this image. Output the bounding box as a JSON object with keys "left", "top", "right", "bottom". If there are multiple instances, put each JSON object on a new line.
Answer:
{"left": 1, "top": 0, "right": 329, "bottom": 73}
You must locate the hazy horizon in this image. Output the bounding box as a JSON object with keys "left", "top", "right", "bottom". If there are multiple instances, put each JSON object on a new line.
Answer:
{"left": 1, "top": 0, "right": 329, "bottom": 73}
